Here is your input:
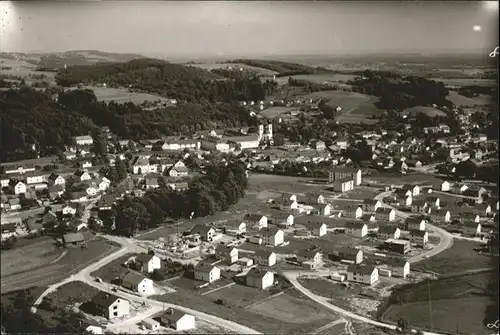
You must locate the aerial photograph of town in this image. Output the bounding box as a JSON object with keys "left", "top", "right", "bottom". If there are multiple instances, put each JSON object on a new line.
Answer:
{"left": 0, "top": 1, "right": 498, "bottom": 335}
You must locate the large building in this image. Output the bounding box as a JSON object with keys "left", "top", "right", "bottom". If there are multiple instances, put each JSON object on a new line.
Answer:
{"left": 91, "top": 292, "right": 130, "bottom": 320}
{"left": 329, "top": 168, "right": 362, "bottom": 186}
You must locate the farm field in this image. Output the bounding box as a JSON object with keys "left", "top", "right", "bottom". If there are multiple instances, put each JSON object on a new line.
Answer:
{"left": 364, "top": 172, "right": 443, "bottom": 186}
{"left": 413, "top": 240, "right": 497, "bottom": 274}
{"left": 86, "top": 86, "right": 173, "bottom": 105}
{"left": 434, "top": 78, "right": 496, "bottom": 87}
{"left": 446, "top": 90, "right": 492, "bottom": 106}
{"left": 382, "top": 296, "right": 492, "bottom": 335}
{"left": 304, "top": 90, "right": 382, "bottom": 124}
{"left": 272, "top": 73, "right": 357, "bottom": 86}
{"left": 190, "top": 63, "right": 278, "bottom": 75}
{"left": 337, "top": 186, "right": 379, "bottom": 200}
{"left": 1, "top": 236, "right": 61, "bottom": 277}
{"left": 0, "top": 57, "right": 56, "bottom": 83}
{"left": 1, "top": 238, "right": 120, "bottom": 294}
{"left": 260, "top": 106, "right": 294, "bottom": 118}
{"left": 154, "top": 287, "right": 340, "bottom": 334}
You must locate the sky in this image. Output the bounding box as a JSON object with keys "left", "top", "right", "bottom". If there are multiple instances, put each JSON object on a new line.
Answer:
{"left": 0, "top": 1, "right": 498, "bottom": 57}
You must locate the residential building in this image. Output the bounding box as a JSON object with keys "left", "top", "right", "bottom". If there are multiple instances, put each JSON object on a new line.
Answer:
{"left": 215, "top": 245, "right": 238, "bottom": 264}
{"left": 309, "top": 222, "right": 327, "bottom": 237}
{"left": 14, "top": 181, "right": 26, "bottom": 195}
{"left": 246, "top": 268, "right": 274, "bottom": 289}
{"left": 411, "top": 200, "right": 430, "bottom": 214}
{"left": 260, "top": 228, "right": 284, "bottom": 246}
{"left": 271, "top": 213, "right": 294, "bottom": 227}
{"left": 405, "top": 218, "right": 426, "bottom": 231}
{"left": 243, "top": 214, "right": 268, "bottom": 230}
{"left": 317, "top": 203, "right": 332, "bottom": 216}
{"left": 160, "top": 309, "right": 196, "bottom": 331}
{"left": 194, "top": 262, "right": 221, "bottom": 283}
{"left": 48, "top": 173, "right": 65, "bottom": 186}
{"left": 402, "top": 184, "right": 420, "bottom": 197}
{"left": 333, "top": 247, "right": 363, "bottom": 264}
{"left": 25, "top": 172, "right": 45, "bottom": 185}
{"left": 459, "top": 212, "right": 480, "bottom": 224}
{"left": 408, "top": 230, "right": 429, "bottom": 247}
{"left": 62, "top": 203, "right": 79, "bottom": 216}
{"left": 91, "top": 292, "right": 130, "bottom": 320}
{"left": 361, "top": 199, "right": 382, "bottom": 212}
{"left": 329, "top": 167, "right": 362, "bottom": 186}
{"left": 375, "top": 207, "right": 396, "bottom": 222}
{"left": 332, "top": 178, "right": 354, "bottom": 193}
{"left": 62, "top": 232, "right": 86, "bottom": 248}
{"left": 440, "top": 181, "right": 451, "bottom": 192}
{"left": 190, "top": 224, "right": 216, "bottom": 242}
{"left": 226, "top": 135, "right": 260, "bottom": 150}
{"left": 296, "top": 250, "right": 322, "bottom": 269}
{"left": 74, "top": 169, "right": 91, "bottom": 181}
{"left": 343, "top": 205, "right": 363, "bottom": 219}
{"left": 387, "top": 258, "right": 410, "bottom": 278}
{"left": 144, "top": 177, "right": 160, "bottom": 189}
{"left": 345, "top": 222, "right": 368, "bottom": 238}
{"left": 141, "top": 319, "right": 160, "bottom": 331}
{"left": 347, "top": 265, "right": 379, "bottom": 285}
{"left": 120, "top": 272, "right": 154, "bottom": 294}
{"left": 223, "top": 220, "right": 246, "bottom": 236}
{"left": 377, "top": 225, "right": 401, "bottom": 240}
{"left": 74, "top": 135, "right": 94, "bottom": 146}
{"left": 132, "top": 156, "right": 157, "bottom": 175}
{"left": 430, "top": 209, "right": 451, "bottom": 223}
{"left": 134, "top": 254, "right": 161, "bottom": 273}
{"left": 426, "top": 196, "right": 441, "bottom": 208}
{"left": 462, "top": 221, "right": 482, "bottom": 236}
{"left": 253, "top": 250, "right": 277, "bottom": 267}
{"left": 384, "top": 239, "right": 411, "bottom": 255}
{"left": 168, "top": 165, "right": 189, "bottom": 178}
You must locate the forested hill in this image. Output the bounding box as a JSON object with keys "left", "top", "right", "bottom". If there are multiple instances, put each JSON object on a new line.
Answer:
{"left": 0, "top": 87, "right": 257, "bottom": 162}
{"left": 228, "top": 59, "right": 330, "bottom": 77}
{"left": 37, "top": 50, "right": 146, "bottom": 69}
{"left": 55, "top": 59, "right": 278, "bottom": 102}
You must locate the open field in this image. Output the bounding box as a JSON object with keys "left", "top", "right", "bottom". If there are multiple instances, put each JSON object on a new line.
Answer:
{"left": 304, "top": 90, "right": 382, "bottom": 124}
{"left": 364, "top": 172, "right": 443, "bottom": 186}
{"left": 383, "top": 296, "right": 493, "bottom": 335}
{"left": 1, "top": 236, "right": 62, "bottom": 277}
{"left": 85, "top": 86, "right": 173, "bottom": 105}
{"left": 203, "top": 283, "right": 278, "bottom": 308}
{"left": 446, "top": 90, "right": 492, "bottom": 107}
{"left": 434, "top": 78, "right": 496, "bottom": 87}
{"left": 413, "top": 240, "right": 497, "bottom": 274}
{"left": 260, "top": 106, "right": 294, "bottom": 118}
{"left": 337, "top": 186, "right": 379, "bottom": 200}
{"left": 0, "top": 57, "right": 56, "bottom": 83}
{"left": 154, "top": 287, "right": 339, "bottom": 334}
{"left": 190, "top": 63, "right": 278, "bottom": 76}
{"left": 1, "top": 238, "right": 120, "bottom": 293}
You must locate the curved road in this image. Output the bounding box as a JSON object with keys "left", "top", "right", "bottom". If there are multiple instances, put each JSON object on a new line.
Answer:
{"left": 32, "top": 234, "right": 261, "bottom": 335}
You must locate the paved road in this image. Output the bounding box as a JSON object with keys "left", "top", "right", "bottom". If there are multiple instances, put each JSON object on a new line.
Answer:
{"left": 32, "top": 234, "right": 261, "bottom": 335}
{"left": 374, "top": 191, "right": 454, "bottom": 264}
{"left": 281, "top": 270, "right": 444, "bottom": 335}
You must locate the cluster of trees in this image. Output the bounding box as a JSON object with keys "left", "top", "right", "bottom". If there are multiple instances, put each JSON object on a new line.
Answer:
{"left": 287, "top": 77, "right": 338, "bottom": 93}
{"left": 58, "top": 89, "right": 258, "bottom": 140}
{"left": 112, "top": 161, "right": 247, "bottom": 236}
{"left": 347, "top": 70, "right": 452, "bottom": 111}
{"left": 229, "top": 59, "right": 323, "bottom": 77}
{"left": 55, "top": 59, "right": 278, "bottom": 102}
{"left": 0, "top": 88, "right": 97, "bottom": 162}
{"left": 457, "top": 85, "right": 497, "bottom": 100}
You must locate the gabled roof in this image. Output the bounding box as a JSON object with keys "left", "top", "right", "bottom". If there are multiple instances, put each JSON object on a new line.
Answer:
{"left": 260, "top": 227, "right": 282, "bottom": 236}
{"left": 161, "top": 309, "right": 189, "bottom": 324}
{"left": 244, "top": 213, "right": 265, "bottom": 222}
{"left": 194, "top": 262, "right": 218, "bottom": 272}
{"left": 246, "top": 268, "right": 271, "bottom": 280}
{"left": 409, "top": 230, "right": 428, "bottom": 237}
{"left": 190, "top": 224, "right": 214, "bottom": 235}
{"left": 63, "top": 232, "right": 85, "bottom": 243}
{"left": 135, "top": 253, "right": 156, "bottom": 264}
{"left": 345, "top": 222, "right": 366, "bottom": 229}
{"left": 337, "top": 247, "right": 361, "bottom": 256}
{"left": 297, "top": 249, "right": 321, "bottom": 259}
{"left": 378, "top": 225, "right": 399, "bottom": 234}
{"left": 347, "top": 264, "right": 376, "bottom": 275}
{"left": 254, "top": 250, "right": 275, "bottom": 258}
{"left": 121, "top": 271, "right": 147, "bottom": 286}
{"left": 375, "top": 207, "right": 393, "bottom": 214}
{"left": 92, "top": 292, "right": 121, "bottom": 309}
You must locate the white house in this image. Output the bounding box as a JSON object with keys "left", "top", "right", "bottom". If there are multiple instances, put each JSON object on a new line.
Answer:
{"left": 161, "top": 309, "right": 196, "bottom": 331}
{"left": 25, "top": 173, "right": 45, "bottom": 185}
{"left": 332, "top": 178, "right": 354, "bottom": 193}
{"left": 440, "top": 181, "right": 451, "bottom": 192}
{"left": 387, "top": 258, "right": 410, "bottom": 278}
{"left": 190, "top": 224, "right": 216, "bottom": 242}
{"left": 296, "top": 250, "right": 322, "bottom": 269}
{"left": 402, "top": 184, "right": 420, "bottom": 197}
{"left": 224, "top": 220, "right": 246, "bottom": 236}
{"left": 215, "top": 245, "right": 238, "bottom": 264}
{"left": 329, "top": 167, "right": 362, "bottom": 186}
{"left": 244, "top": 214, "right": 268, "bottom": 230}
{"left": 194, "top": 262, "right": 221, "bottom": 283}
{"left": 335, "top": 247, "right": 363, "bottom": 264}
{"left": 345, "top": 222, "right": 368, "bottom": 238}
{"left": 318, "top": 203, "right": 332, "bottom": 216}
{"left": 405, "top": 218, "right": 426, "bottom": 231}
{"left": 74, "top": 135, "right": 94, "bottom": 146}
{"left": 48, "top": 173, "right": 65, "bottom": 186}
{"left": 309, "top": 222, "right": 327, "bottom": 237}
{"left": 92, "top": 292, "right": 130, "bottom": 320}
{"left": 121, "top": 272, "right": 154, "bottom": 295}
{"left": 135, "top": 254, "right": 161, "bottom": 273}
{"left": 1, "top": 178, "right": 9, "bottom": 188}
{"left": 347, "top": 265, "right": 379, "bottom": 285}
{"left": 141, "top": 318, "right": 160, "bottom": 331}
{"left": 226, "top": 135, "right": 260, "bottom": 150}
{"left": 362, "top": 199, "right": 382, "bottom": 212}
{"left": 408, "top": 230, "right": 429, "bottom": 247}
{"left": 253, "top": 250, "right": 277, "bottom": 267}
{"left": 14, "top": 181, "right": 27, "bottom": 195}
{"left": 74, "top": 170, "right": 91, "bottom": 181}
{"left": 132, "top": 156, "right": 157, "bottom": 175}
{"left": 343, "top": 205, "right": 363, "bottom": 219}
{"left": 271, "top": 213, "right": 294, "bottom": 228}
{"left": 62, "top": 204, "right": 78, "bottom": 216}
{"left": 377, "top": 225, "right": 401, "bottom": 240}
{"left": 260, "top": 228, "right": 284, "bottom": 246}
{"left": 375, "top": 207, "right": 396, "bottom": 222}
{"left": 246, "top": 268, "right": 274, "bottom": 290}
{"left": 430, "top": 209, "right": 451, "bottom": 223}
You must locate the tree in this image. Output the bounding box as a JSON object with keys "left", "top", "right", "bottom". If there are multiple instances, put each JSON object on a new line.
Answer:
{"left": 151, "top": 269, "right": 165, "bottom": 281}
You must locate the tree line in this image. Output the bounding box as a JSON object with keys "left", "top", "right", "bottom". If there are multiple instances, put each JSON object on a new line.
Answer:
{"left": 347, "top": 70, "right": 452, "bottom": 111}
{"left": 55, "top": 59, "right": 279, "bottom": 102}
{"left": 110, "top": 161, "right": 248, "bottom": 236}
